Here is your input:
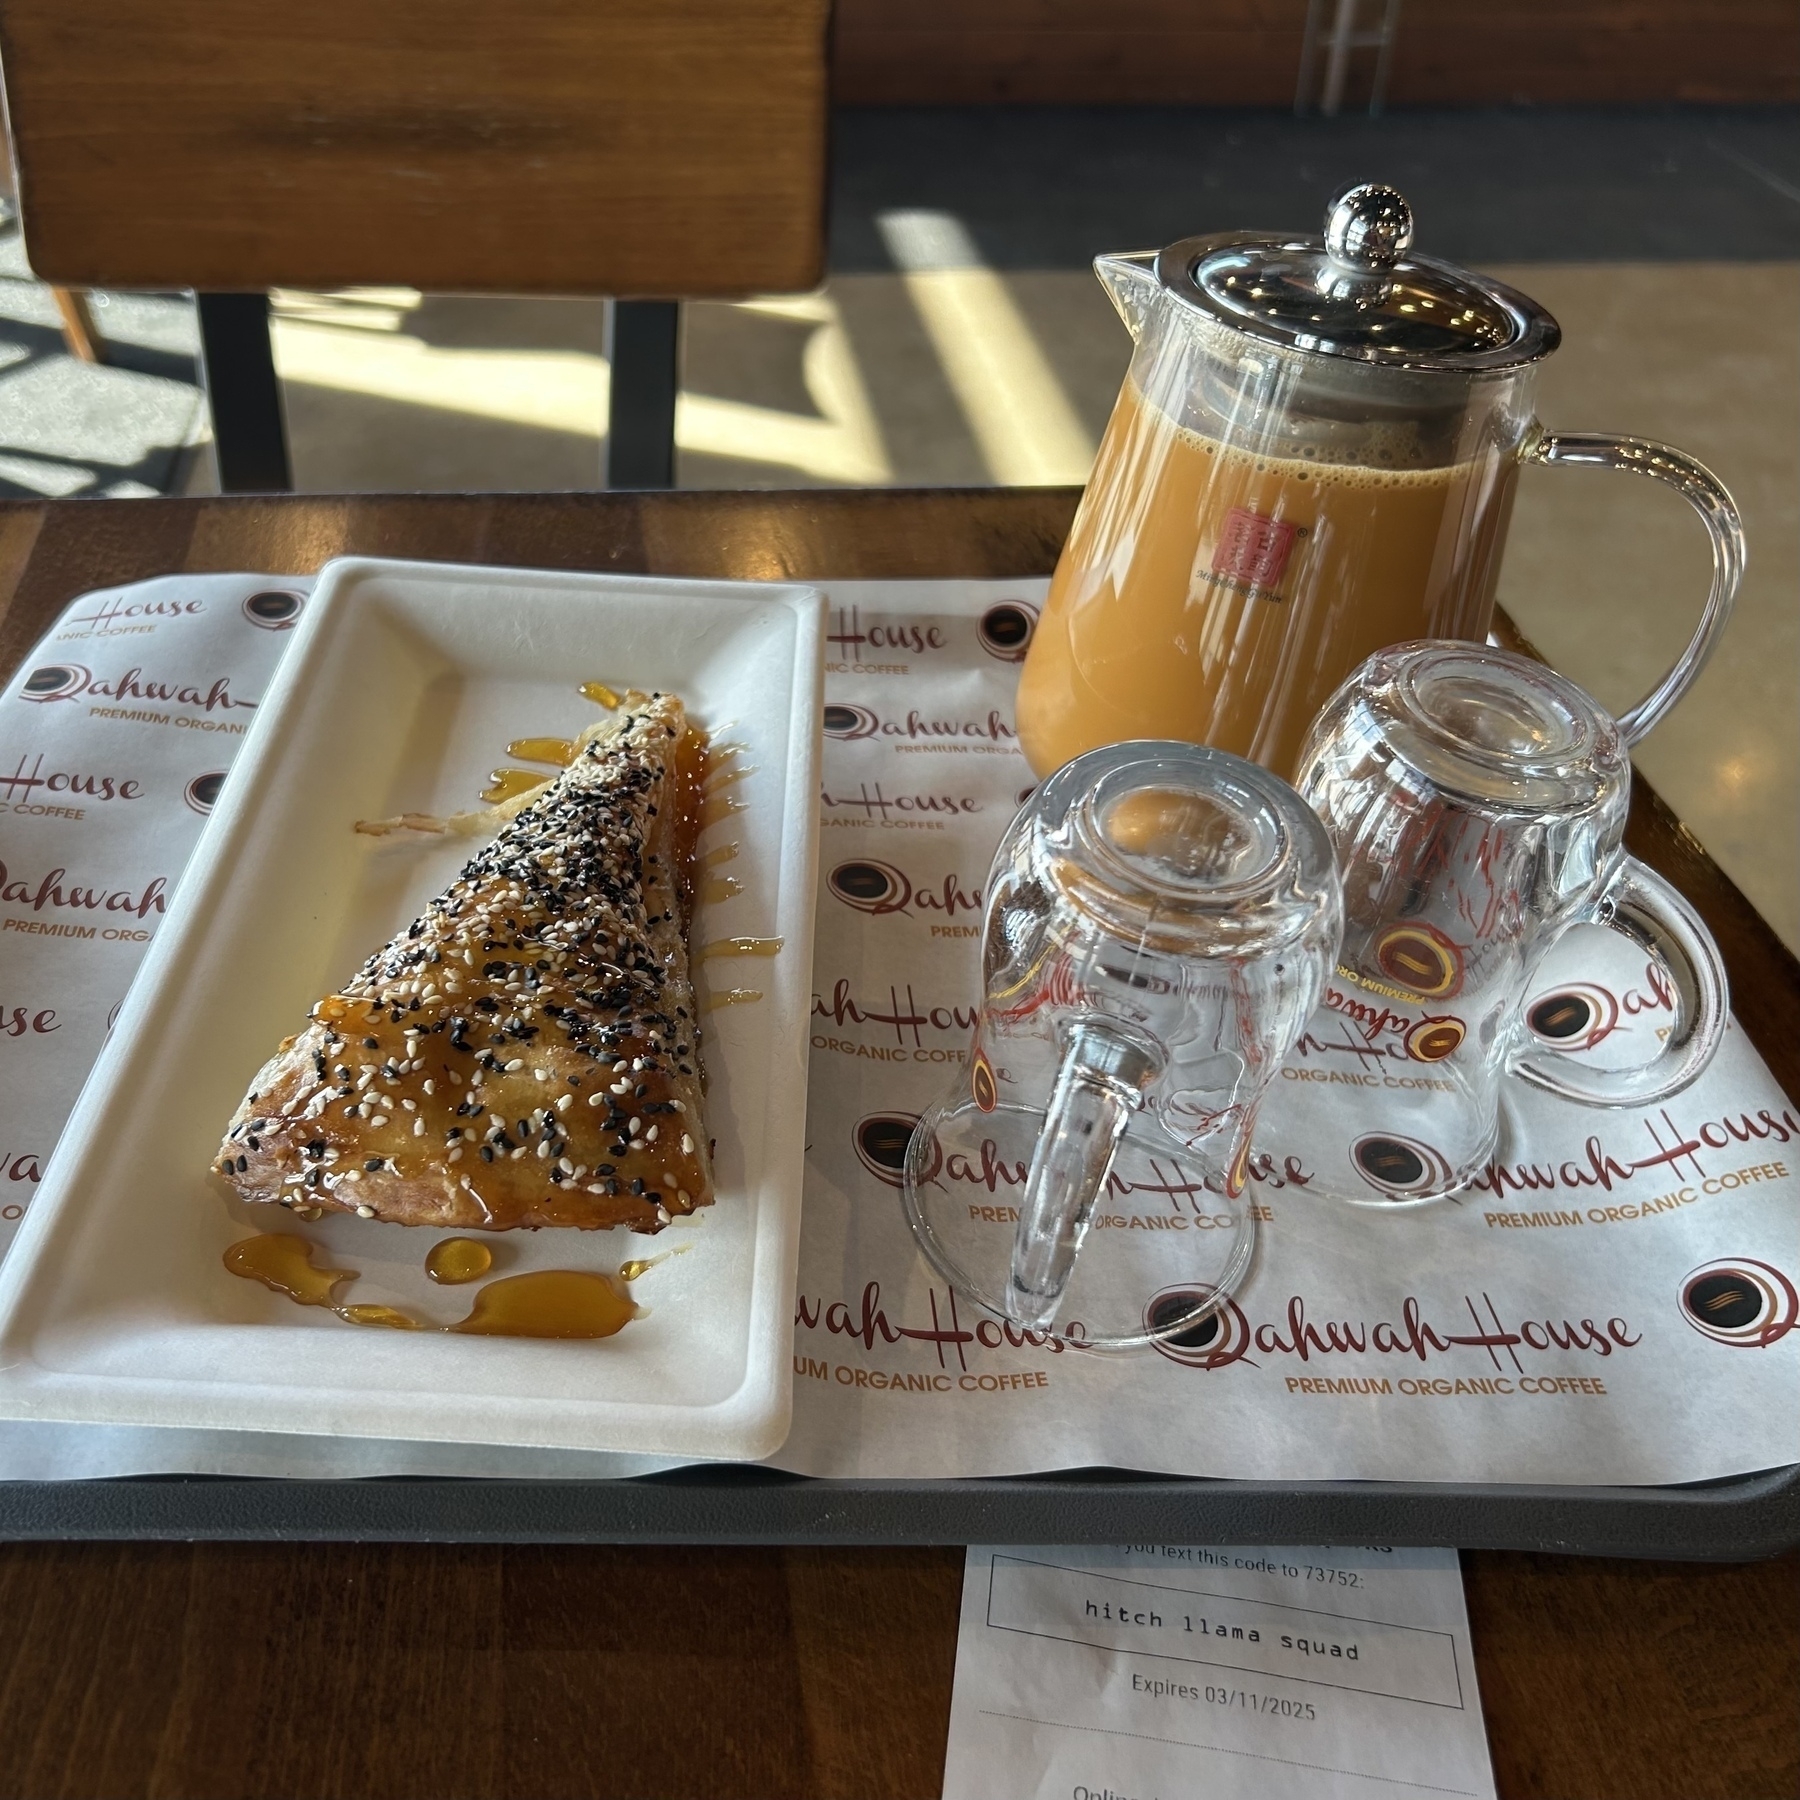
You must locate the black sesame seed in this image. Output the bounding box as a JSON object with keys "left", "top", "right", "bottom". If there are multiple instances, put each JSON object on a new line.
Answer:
{"left": 363, "top": 1037, "right": 380, "bottom": 1049}
{"left": 365, "top": 1157, "right": 384, "bottom": 1171}
{"left": 481, "top": 1146, "right": 495, "bottom": 1162}
{"left": 235, "top": 1155, "right": 248, "bottom": 1172}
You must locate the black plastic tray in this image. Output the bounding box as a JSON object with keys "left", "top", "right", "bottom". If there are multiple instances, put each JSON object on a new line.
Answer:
{"left": 1, "top": 1461, "right": 1795, "bottom": 1558}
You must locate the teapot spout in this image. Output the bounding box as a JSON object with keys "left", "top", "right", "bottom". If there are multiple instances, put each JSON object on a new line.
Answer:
{"left": 1094, "top": 250, "right": 1161, "bottom": 341}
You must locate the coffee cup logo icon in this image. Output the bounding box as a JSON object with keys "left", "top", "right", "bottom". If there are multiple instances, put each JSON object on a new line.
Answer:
{"left": 828, "top": 859, "right": 911, "bottom": 915}
{"left": 1351, "top": 1131, "right": 1455, "bottom": 1201}
{"left": 1526, "top": 982, "right": 1618, "bottom": 1052}
{"left": 19, "top": 664, "right": 88, "bottom": 704}
{"left": 978, "top": 601, "right": 1038, "bottom": 662}
{"left": 823, "top": 703, "right": 878, "bottom": 740}
{"left": 1374, "top": 923, "right": 1462, "bottom": 999}
{"left": 184, "top": 771, "right": 228, "bottom": 815}
{"left": 1679, "top": 1258, "right": 1798, "bottom": 1349}
{"left": 1146, "top": 1285, "right": 1251, "bottom": 1369}
{"left": 1405, "top": 1016, "right": 1465, "bottom": 1063}
{"left": 970, "top": 1048, "right": 998, "bottom": 1112}
{"left": 853, "top": 1112, "right": 920, "bottom": 1188}
{"left": 241, "top": 589, "right": 305, "bottom": 631}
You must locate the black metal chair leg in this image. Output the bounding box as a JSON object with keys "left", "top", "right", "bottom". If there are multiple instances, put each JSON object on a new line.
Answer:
{"left": 196, "top": 292, "right": 292, "bottom": 493}
{"left": 605, "top": 300, "right": 679, "bottom": 489}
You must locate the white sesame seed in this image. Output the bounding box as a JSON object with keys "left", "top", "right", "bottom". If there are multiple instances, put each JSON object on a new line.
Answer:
{"left": 448, "top": 1147, "right": 463, "bottom": 1162}
{"left": 370, "top": 1114, "right": 389, "bottom": 1128}
{"left": 413, "top": 1119, "right": 425, "bottom": 1136}
{"left": 422, "top": 1080, "right": 435, "bottom": 1095}
{"left": 556, "top": 1094, "right": 574, "bottom": 1112}
{"left": 505, "top": 1058, "right": 524, "bottom": 1071}
{"left": 356, "top": 1205, "right": 377, "bottom": 1218}
{"left": 587, "top": 1092, "right": 606, "bottom": 1107}
{"left": 645, "top": 1125, "right": 658, "bottom": 1143}
{"left": 510, "top": 1146, "right": 526, "bottom": 1159}
{"left": 401, "top": 1098, "right": 417, "bottom": 1112}
{"left": 631, "top": 1058, "right": 645, "bottom": 1071}
{"left": 677, "top": 1188, "right": 691, "bottom": 1205}
{"left": 536, "top": 1141, "right": 551, "bottom": 1159}
{"left": 613, "top": 1060, "right": 629, "bottom": 1074}
{"left": 681, "top": 1134, "right": 694, "bottom": 1154}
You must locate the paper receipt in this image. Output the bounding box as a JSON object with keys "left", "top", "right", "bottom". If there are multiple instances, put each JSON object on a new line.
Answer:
{"left": 943, "top": 1544, "right": 1497, "bottom": 1800}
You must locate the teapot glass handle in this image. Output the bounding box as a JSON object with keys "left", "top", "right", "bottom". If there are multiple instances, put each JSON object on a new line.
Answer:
{"left": 1528, "top": 432, "right": 1744, "bottom": 747}
{"left": 1008, "top": 1020, "right": 1160, "bottom": 1331}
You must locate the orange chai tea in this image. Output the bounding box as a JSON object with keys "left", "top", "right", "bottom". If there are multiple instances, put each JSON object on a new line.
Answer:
{"left": 1016, "top": 379, "right": 1519, "bottom": 779}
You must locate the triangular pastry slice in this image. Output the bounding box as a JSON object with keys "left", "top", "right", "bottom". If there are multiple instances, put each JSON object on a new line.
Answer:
{"left": 216, "top": 691, "right": 712, "bottom": 1233}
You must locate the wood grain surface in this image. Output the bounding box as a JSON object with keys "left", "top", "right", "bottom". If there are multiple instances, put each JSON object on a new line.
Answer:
{"left": 0, "top": 489, "right": 1793, "bottom": 1800}
{"left": 0, "top": 0, "right": 829, "bottom": 294}
{"left": 831, "top": 0, "right": 1800, "bottom": 106}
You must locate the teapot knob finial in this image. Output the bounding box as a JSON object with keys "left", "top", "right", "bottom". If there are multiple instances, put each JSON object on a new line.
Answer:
{"left": 1324, "top": 183, "right": 1413, "bottom": 272}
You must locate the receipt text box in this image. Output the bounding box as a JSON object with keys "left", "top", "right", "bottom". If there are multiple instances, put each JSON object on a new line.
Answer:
{"left": 986, "top": 1555, "right": 1468, "bottom": 1708}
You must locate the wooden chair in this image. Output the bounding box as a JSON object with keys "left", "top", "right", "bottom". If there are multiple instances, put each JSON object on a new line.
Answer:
{"left": 0, "top": 0, "right": 831, "bottom": 490}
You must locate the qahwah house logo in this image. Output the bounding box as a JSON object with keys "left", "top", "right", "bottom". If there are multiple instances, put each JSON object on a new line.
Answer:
{"left": 19, "top": 664, "right": 90, "bottom": 704}
{"left": 184, "top": 771, "right": 229, "bottom": 815}
{"left": 1527, "top": 983, "right": 1619, "bottom": 1053}
{"left": 853, "top": 1112, "right": 921, "bottom": 1188}
{"left": 1352, "top": 1132, "right": 1456, "bottom": 1202}
{"left": 1146, "top": 1285, "right": 1253, "bottom": 1370}
{"left": 828, "top": 859, "right": 910, "bottom": 914}
{"left": 823, "top": 703, "right": 879, "bottom": 741}
{"left": 977, "top": 601, "right": 1038, "bottom": 662}
{"left": 241, "top": 589, "right": 307, "bottom": 631}
{"left": 1679, "top": 1258, "right": 1798, "bottom": 1349}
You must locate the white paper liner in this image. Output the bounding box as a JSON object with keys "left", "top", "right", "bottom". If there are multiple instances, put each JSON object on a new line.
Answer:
{"left": 0, "top": 573, "right": 1794, "bottom": 1485}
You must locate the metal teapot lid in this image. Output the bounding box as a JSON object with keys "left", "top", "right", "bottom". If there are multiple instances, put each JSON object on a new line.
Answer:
{"left": 1158, "top": 182, "right": 1560, "bottom": 373}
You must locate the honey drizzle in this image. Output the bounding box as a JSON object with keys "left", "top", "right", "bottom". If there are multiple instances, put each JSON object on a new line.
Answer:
{"left": 426, "top": 1237, "right": 493, "bottom": 1285}
{"left": 480, "top": 768, "right": 553, "bottom": 805}
{"left": 225, "top": 1235, "right": 640, "bottom": 1340}
{"left": 506, "top": 736, "right": 578, "bottom": 768}
{"left": 700, "top": 793, "right": 748, "bottom": 829}
{"left": 224, "top": 1234, "right": 356, "bottom": 1307}
{"left": 449, "top": 1270, "right": 639, "bottom": 1338}
{"left": 337, "top": 1304, "right": 421, "bottom": 1330}
{"left": 702, "top": 987, "right": 763, "bottom": 1013}
{"left": 619, "top": 1244, "right": 689, "bottom": 1281}
{"left": 697, "top": 937, "right": 783, "bottom": 960}
{"left": 700, "top": 842, "right": 740, "bottom": 870}
{"left": 581, "top": 682, "right": 622, "bottom": 709}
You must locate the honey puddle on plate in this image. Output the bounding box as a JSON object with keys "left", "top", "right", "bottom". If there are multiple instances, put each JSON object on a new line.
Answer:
{"left": 425, "top": 1236, "right": 492, "bottom": 1284}
{"left": 226, "top": 1235, "right": 642, "bottom": 1340}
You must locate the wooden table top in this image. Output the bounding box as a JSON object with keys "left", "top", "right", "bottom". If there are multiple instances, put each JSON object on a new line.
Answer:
{"left": 0, "top": 489, "right": 1794, "bottom": 1800}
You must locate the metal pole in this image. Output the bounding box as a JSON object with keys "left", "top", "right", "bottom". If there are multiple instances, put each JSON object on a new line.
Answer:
{"left": 604, "top": 299, "right": 680, "bottom": 489}
{"left": 195, "top": 293, "right": 292, "bottom": 493}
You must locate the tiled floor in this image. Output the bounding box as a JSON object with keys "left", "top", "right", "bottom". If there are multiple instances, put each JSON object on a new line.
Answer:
{"left": 5, "top": 109, "right": 1795, "bottom": 947}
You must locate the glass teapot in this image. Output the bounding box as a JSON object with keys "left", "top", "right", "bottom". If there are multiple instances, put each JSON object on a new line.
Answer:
{"left": 1015, "top": 182, "right": 1744, "bottom": 782}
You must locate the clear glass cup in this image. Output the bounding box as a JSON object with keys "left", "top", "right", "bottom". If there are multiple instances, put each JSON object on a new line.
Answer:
{"left": 901, "top": 740, "right": 1341, "bottom": 1347}
{"left": 1265, "top": 641, "right": 1728, "bottom": 1206}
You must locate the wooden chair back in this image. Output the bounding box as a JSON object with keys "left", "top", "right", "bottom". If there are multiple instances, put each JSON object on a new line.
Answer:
{"left": 0, "top": 0, "right": 830, "bottom": 296}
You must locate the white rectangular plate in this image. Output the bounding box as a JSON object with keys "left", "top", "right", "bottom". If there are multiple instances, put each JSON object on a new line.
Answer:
{"left": 0, "top": 557, "right": 824, "bottom": 1459}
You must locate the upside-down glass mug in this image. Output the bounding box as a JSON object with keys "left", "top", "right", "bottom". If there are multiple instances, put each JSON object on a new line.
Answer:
{"left": 1261, "top": 641, "right": 1728, "bottom": 1206}
{"left": 901, "top": 741, "right": 1341, "bottom": 1347}
{"left": 1015, "top": 181, "right": 1745, "bottom": 781}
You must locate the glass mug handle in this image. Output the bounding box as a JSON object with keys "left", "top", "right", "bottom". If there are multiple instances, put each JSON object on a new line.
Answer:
{"left": 1510, "top": 855, "right": 1728, "bottom": 1107}
{"left": 1528, "top": 432, "right": 1745, "bottom": 747}
{"left": 1009, "top": 1019, "right": 1162, "bottom": 1331}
